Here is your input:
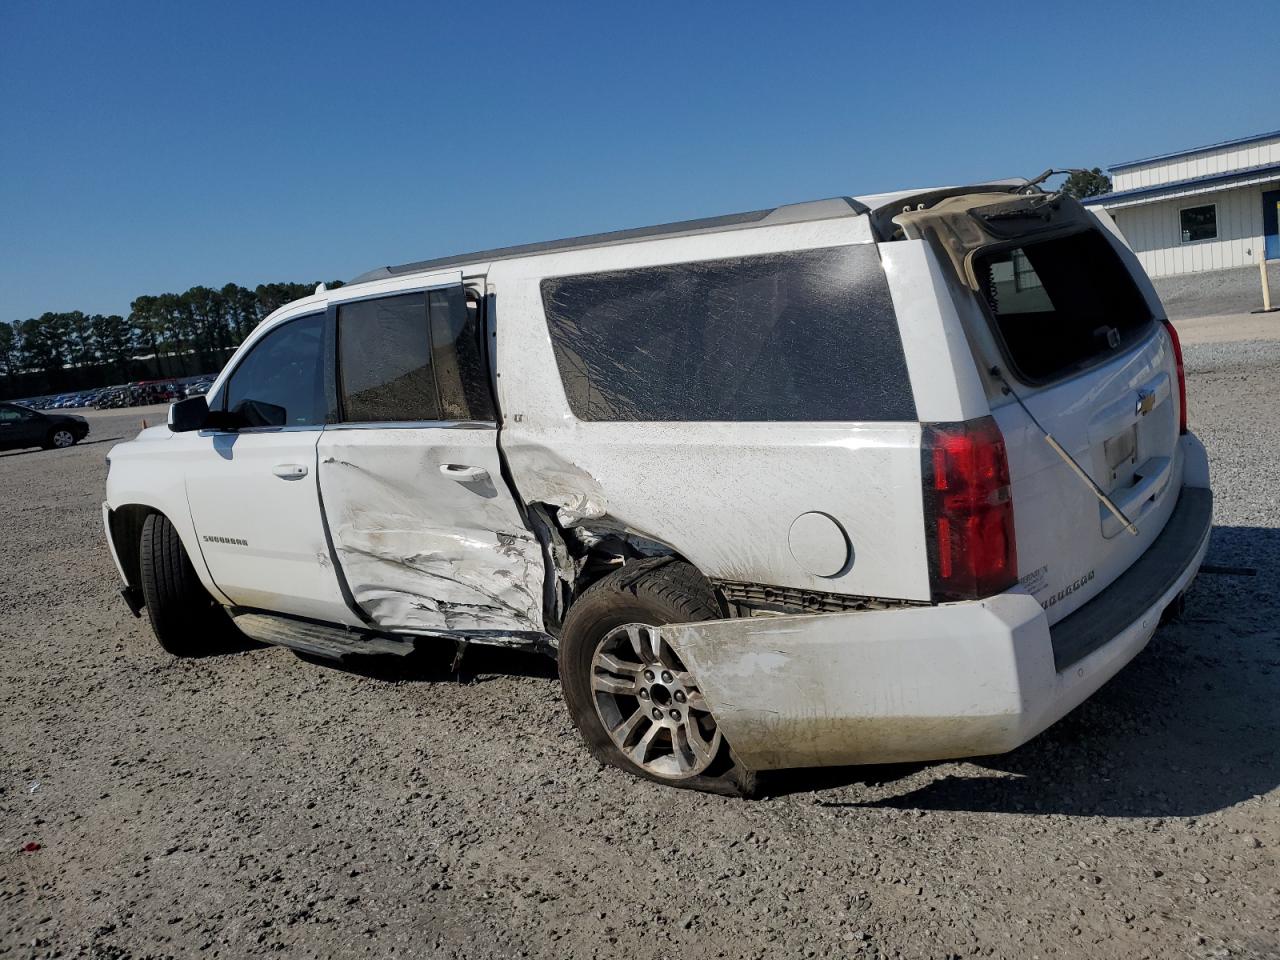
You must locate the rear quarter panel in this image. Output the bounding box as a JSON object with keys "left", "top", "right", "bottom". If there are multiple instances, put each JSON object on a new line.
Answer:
{"left": 491, "top": 220, "right": 934, "bottom": 601}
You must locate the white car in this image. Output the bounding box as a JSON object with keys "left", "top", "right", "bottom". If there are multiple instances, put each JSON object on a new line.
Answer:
{"left": 103, "top": 181, "right": 1212, "bottom": 794}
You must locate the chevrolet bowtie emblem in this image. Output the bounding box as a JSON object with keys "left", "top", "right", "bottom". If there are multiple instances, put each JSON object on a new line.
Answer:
{"left": 1135, "top": 390, "right": 1156, "bottom": 416}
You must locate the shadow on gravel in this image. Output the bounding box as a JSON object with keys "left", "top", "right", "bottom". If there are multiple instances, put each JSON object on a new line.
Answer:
{"left": 776, "top": 524, "right": 1279, "bottom": 818}
{"left": 0, "top": 436, "right": 122, "bottom": 458}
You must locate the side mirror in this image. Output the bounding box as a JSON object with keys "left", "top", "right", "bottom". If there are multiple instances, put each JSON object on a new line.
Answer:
{"left": 168, "top": 395, "right": 209, "bottom": 432}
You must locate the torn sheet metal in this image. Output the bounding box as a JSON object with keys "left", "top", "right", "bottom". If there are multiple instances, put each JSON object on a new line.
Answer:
{"left": 525, "top": 503, "right": 578, "bottom": 632}
{"left": 316, "top": 429, "right": 545, "bottom": 634}
{"left": 660, "top": 593, "right": 1053, "bottom": 771}
{"left": 500, "top": 444, "right": 608, "bottom": 528}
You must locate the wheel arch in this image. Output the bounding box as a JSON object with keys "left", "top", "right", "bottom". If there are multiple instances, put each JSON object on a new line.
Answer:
{"left": 105, "top": 501, "right": 227, "bottom": 605}
{"left": 106, "top": 503, "right": 156, "bottom": 590}
{"left": 527, "top": 503, "right": 725, "bottom": 639}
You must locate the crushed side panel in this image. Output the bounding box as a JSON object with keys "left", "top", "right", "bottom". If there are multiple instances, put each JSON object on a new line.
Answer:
{"left": 316, "top": 429, "right": 546, "bottom": 633}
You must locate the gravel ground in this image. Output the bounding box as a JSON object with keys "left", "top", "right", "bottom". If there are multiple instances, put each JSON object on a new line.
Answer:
{"left": 2, "top": 336, "right": 1278, "bottom": 960}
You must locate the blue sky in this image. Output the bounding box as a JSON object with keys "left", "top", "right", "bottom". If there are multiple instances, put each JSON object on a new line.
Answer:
{"left": 1, "top": 0, "right": 1274, "bottom": 323}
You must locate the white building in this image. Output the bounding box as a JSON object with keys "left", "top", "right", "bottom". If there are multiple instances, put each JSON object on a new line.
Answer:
{"left": 1083, "top": 129, "right": 1280, "bottom": 279}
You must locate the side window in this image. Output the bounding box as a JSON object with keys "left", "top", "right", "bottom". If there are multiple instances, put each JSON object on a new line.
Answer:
{"left": 0, "top": 405, "right": 25, "bottom": 422}
{"left": 223, "top": 313, "right": 327, "bottom": 427}
{"left": 429, "top": 288, "right": 494, "bottom": 421}
{"left": 336, "top": 288, "right": 495, "bottom": 423}
{"left": 337, "top": 293, "right": 438, "bottom": 422}
{"left": 540, "top": 245, "right": 916, "bottom": 422}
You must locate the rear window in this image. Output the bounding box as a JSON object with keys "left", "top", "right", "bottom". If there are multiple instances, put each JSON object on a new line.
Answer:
{"left": 974, "top": 230, "right": 1154, "bottom": 384}
{"left": 540, "top": 245, "right": 915, "bottom": 422}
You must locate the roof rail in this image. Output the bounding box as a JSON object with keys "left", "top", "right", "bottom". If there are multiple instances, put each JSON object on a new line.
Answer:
{"left": 349, "top": 197, "right": 870, "bottom": 284}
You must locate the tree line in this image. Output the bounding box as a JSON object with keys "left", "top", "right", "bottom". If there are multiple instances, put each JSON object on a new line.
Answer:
{"left": 0, "top": 281, "right": 342, "bottom": 399}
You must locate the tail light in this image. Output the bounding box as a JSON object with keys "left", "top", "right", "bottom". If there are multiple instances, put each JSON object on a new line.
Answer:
{"left": 1162, "top": 319, "right": 1188, "bottom": 434}
{"left": 922, "top": 416, "right": 1018, "bottom": 602}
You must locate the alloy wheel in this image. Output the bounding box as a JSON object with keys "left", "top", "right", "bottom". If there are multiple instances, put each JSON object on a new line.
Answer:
{"left": 590, "top": 623, "right": 721, "bottom": 779}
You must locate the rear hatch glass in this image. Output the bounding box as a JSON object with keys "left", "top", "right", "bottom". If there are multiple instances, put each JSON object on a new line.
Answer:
{"left": 974, "top": 229, "right": 1155, "bottom": 384}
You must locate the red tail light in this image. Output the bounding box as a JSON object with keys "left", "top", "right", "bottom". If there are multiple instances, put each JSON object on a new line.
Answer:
{"left": 1162, "top": 319, "right": 1187, "bottom": 434}
{"left": 922, "top": 417, "right": 1018, "bottom": 602}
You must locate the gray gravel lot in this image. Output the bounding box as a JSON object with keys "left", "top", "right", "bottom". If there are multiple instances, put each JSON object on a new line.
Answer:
{"left": 1, "top": 335, "right": 1278, "bottom": 960}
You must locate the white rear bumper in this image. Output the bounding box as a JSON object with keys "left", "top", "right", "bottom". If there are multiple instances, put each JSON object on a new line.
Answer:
{"left": 662, "top": 484, "right": 1212, "bottom": 771}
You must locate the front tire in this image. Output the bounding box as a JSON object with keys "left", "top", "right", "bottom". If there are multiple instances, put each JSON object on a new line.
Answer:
{"left": 46, "top": 428, "right": 76, "bottom": 449}
{"left": 138, "top": 513, "right": 233, "bottom": 656}
{"left": 559, "top": 560, "right": 755, "bottom": 796}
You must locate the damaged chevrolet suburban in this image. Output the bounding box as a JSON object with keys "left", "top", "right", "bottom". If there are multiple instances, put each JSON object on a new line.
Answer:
{"left": 103, "top": 181, "right": 1212, "bottom": 795}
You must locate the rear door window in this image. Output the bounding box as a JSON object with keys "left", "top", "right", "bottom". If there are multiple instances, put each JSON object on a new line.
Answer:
{"left": 336, "top": 288, "right": 494, "bottom": 423}
{"left": 974, "top": 230, "right": 1154, "bottom": 384}
{"left": 429, "top": 288, "right": 494, "bottom": 421}
{"left": 540, "top": 245, "right": 915, "bottom": 422}
{"left": 337, "top": 293, "right": 438, "bottom": 422}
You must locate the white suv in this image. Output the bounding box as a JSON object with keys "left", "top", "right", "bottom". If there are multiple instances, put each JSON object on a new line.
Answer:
{"left": 104, "top": 182, "right": 1212, "bottom": 795}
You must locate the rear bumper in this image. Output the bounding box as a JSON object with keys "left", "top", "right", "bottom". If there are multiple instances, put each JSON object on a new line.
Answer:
{"left": 662, "top": 484, "right": 1213, "bottom": 771}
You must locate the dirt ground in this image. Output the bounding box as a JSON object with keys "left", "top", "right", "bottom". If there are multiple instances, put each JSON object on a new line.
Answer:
{"left": 2, "top": 319, "right": 1278, "bottom": 960}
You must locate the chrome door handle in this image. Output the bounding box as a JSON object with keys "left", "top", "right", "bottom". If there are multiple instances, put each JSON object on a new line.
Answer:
{"left": 272, "top": 463, "right": 308, "bottom": 480}
{"left": 439, "top": 463, "right": 489, "bottom": 482}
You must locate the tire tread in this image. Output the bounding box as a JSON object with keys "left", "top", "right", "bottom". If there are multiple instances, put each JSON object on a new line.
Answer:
{"left": 139, "top": 513, "right": 228, "bottom": 656}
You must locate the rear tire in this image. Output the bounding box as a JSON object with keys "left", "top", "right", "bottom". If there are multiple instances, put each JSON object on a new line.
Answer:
{"left": 559, "top": 560, "right": 756, "bottom": 797}
{"left": 138, "top": 512, "right": 233, "bottom": 656}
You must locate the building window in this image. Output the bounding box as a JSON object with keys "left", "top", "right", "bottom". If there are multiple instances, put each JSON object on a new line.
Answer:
{"left": 1179, "top": 203, "right": 1217, "bottom": 243}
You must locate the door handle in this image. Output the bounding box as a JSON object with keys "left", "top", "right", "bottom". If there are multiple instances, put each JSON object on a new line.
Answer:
{"left": 439, "top": 463, "right": 489, "bottom": 482}
{"left": 272, "top": 463, "right": 309, "bottom": 480}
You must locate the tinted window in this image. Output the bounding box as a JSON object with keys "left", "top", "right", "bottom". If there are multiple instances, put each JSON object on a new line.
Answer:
{"left": 975, "top": 229, "right": 1154, "bottom": 383}
{"left": 338, "top": 293, "right": 438, "bottom": 422}
{"left": 223, "top": 313, "right": 327, "bottom": 427}
{"left": 540, "top": 245, "right": 915, "bottom": 422}
{"left": 0, "top": 405, "right": 35, "bottom": 422}
{"left": 1179, "top": 204, "right": 1217, "bottom": 243}
{"left": 429, "top": 288, "right": 495, "bottom": 421}
{"left": 336, "top": 289, "right": 495, "bottom": 424}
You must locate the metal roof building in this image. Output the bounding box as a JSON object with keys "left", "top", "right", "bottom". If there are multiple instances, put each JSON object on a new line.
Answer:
{"left": 1083, "top": 129, "right": 1280, "bottom": 278}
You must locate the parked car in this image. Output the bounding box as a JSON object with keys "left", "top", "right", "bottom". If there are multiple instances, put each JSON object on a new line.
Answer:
{"left": 183, "top": 379, "right": 213, "bottom": 399}
{"left": 129, "top": 381, "right": 181, "bottom": 405}
{"left": 95, "top": 389, "right": 128, "bottom": 409}
{"left": 0, "top": 402, "right": 89, "bottom": 451}
{"left": 103, "top": 182, "right": 1212, "bottom": 794}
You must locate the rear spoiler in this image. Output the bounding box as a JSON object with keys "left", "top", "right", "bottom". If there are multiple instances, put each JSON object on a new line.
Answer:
{"left": 867, "top": 181, "right": 1032, "bottom": 242}
{"left": 890, "top": 191, "right": 1098, "bottom": 294}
